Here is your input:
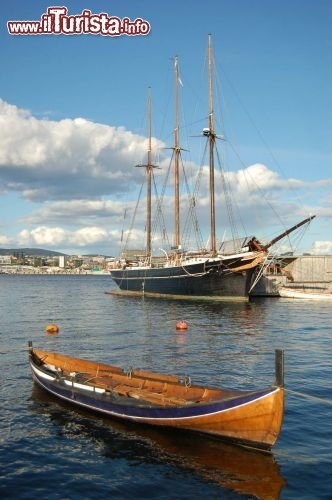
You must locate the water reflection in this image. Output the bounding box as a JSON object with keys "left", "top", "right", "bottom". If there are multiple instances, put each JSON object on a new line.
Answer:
{"left": 107, "top": 293, "right": 269, "bottom": 339}
{"left": 31, "top": 386, "right": 285, "bottom": 499}
{"left": 175, "top": 331, "right": 187, "bottom": 349}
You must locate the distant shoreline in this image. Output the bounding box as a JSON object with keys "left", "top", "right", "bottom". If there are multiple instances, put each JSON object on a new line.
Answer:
{"left": 0, "top": 268, "right": 110, "bottom": 275}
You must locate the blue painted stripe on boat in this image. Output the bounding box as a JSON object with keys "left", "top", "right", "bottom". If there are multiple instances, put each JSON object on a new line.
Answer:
{"left": 31, "top": 362, "right": 277, "bottom": 421}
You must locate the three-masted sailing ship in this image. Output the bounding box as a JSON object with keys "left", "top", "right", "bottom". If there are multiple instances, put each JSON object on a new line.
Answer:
{"left": 110, "top": 35, "right": 314, "bottom": 300}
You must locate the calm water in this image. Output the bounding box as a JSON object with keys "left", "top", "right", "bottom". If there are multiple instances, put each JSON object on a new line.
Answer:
{"left": 0, "top": 275, "right": 331, "bottom": 499}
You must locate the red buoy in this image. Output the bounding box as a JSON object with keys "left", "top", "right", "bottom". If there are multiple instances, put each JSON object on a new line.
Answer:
{"left": 176, "top": 321, "right": 188, "bottom": 331}
{"left": 45, "top": 324, "right": 59, "bottom": 334}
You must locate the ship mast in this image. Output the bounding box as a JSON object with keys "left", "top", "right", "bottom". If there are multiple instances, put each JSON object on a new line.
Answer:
{"left": 146, "top": 89, "right": 152, "bottom": 258}
{"left": 136, "top": 88, "right": 156, "bottom": 260}
{"left": 174, "top": 56, "right": 180, "bottom": 249}
{"left": 208, "top": 34, "right": 217, "bottom": 256}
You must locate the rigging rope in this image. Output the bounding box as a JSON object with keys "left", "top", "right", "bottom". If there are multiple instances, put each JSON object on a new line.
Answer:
{"left": 181, "top": 140, "right": 208, "bottom": 250}
{"left": 181, "top": 156, "right": 205, "bottom": 250}
{"left": 227, "top": 139, "right": 285, "bottom": 230}
{"left": 248, "top": 256, "right": 269, "bottom": 294}
{"left": 215, "top": 143, "right": 240, "bottom": 245}
{"left": 285, "top": 388, "right": 332, "bottom": 405}
{"left": 121, "top": 181, "right": 144, "bottom": 254}
{"left": 151, "top": 171, "right": 170, "bottom": 248}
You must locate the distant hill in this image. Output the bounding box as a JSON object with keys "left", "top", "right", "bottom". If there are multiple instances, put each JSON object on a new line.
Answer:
{"left": 82, "top": 254, "right": 112, "bottom": 258}
{"left": 0, "top": 248, "right": 67, "bottom": 257}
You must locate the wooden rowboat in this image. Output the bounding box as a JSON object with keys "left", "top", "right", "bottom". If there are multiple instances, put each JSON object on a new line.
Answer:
{"left": 28, "top": 343, "right": 284, "bottom": 451}
{"left": 31, "top": 384, "right": 285, "bottom": 497}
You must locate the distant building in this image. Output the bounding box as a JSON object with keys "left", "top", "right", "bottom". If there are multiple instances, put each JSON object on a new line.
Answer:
{"left": 0, "top": 255, "right": 11, "bottom": 265}
{"left": 58, "top": 256, "right": 67, "bottom": 268}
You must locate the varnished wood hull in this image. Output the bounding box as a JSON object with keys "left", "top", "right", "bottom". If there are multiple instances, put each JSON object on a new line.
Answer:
{"left": 31, "top": 385, "right": 286, "bottom": 497}
{"left": 29, "top": 347, "right": 284, "bottom": 450}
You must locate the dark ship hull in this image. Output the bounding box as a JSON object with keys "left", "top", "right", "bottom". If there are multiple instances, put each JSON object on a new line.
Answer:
{"left": 110, "top": 254, "right": 261, "bottom": 300}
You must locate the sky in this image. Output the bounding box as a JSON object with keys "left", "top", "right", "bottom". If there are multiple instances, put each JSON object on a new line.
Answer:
{"left": 0, "top": 0, "right": 331, "bottom": 256}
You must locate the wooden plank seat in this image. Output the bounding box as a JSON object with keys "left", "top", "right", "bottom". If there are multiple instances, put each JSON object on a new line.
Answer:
{"left": 110, "top": 383, "right": 190, "bottom": 406}
{"left": 82, "top": 377, "right": 213, "bottom": 406}
{"left": 112, "top": 384, "right": 135, "bottom": 396}
{"left": 131, "top": 369, "right": 180, "bottom": 384}
{"left": 127, "top": 389, "right": 191, "bottom": 406}
{"left": 83, "top": 376, "right": 112, "bottom": 390}
{"left": 71, "top": 375, "right": 225, "bottom": 406}
{"left": 82, "top": 376, "right": 255, "bottom": 408}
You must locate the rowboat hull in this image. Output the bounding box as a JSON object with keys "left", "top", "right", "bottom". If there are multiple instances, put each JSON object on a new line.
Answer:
{"left": 29, "top": 347, "right": 284, "bottom": 451}
{"left": 31, "top": 385, "right": 286, "bottom": 498}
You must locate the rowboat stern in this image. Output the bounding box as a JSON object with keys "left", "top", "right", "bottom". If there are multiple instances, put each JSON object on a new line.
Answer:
{"left": 266, "top": 349, "right": 285, "bottom": 447}
{"left": 244, "top": 349, "right": 285, "bottom": 449}
{"left": 265, "top": 384, "right": 284, "bottom": 448}
{"left": 184, "top": 349, "right": 285, "bottom": 450}
{"left": 247, "top": 349, "right": 285, "bottom": 449}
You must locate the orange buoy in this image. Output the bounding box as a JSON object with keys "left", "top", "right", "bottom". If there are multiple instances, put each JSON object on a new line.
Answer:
{"left": 176, "top": 321, "right": 188, "bottom": 331}
{"left": 45, "top": 324, "right": 59, "bottom": 334}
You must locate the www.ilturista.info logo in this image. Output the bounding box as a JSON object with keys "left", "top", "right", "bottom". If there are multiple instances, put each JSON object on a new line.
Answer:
{"left": 7, "top": 6, "right": 151, "bottom": 36}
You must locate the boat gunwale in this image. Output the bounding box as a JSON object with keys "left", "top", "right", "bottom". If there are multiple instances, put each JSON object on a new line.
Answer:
{"left": 30, "top": 350, "right": 280, "bottom": 411}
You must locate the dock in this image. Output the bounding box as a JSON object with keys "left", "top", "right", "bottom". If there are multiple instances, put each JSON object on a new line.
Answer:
{"left": 251, "top": 255, "right": 332, "bottom": 296}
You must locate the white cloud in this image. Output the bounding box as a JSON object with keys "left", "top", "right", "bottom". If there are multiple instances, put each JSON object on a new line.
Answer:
{"left": 310, "top": 241, "right": 332, "bottom": 255}
{"left": 17, "top": 226, "right": 117, "bottom": 248}
{"left": 1, "top": 98, "right": 319, "bottom": 206}
{"left": 0, "top": 99, "right": 164, "bottom": 201}
{"left": 21, "top": 199, "right": 131, "bottom": 225}
{"left": 1, "top": 99, "right": 331, "bottom": 254}
{"left": 315, "top": 207, "right": 332, "bottom": 218}
{"left": 225, "top": 163, "right": 304, "bottom": 195}
{"left": 0, "top": 234, "right": 11, "bottom": 245}
{"left": 70, "top": 227, "right": 109, "bottom": 246}
{"left": 18, "top": 227, "right": 67, "bottom": 246}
